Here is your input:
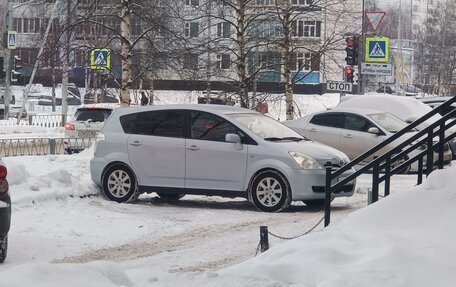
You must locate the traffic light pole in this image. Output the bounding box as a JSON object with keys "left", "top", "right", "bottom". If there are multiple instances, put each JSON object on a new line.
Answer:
{"left": 3, "top": 5, "right": 11, "bottom": 119}
{"left": 3, "top": 49, "right": 11, "bottom": 119}
{"left": 358, "top": 0, "right": 365, "bottom": 95}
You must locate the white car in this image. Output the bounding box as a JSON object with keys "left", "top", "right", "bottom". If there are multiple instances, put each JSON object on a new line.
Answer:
{"left": 336, "top": 94, "right": 456, "bottom": 159}
{"left": 284, "top": 108, "right": 452, "bottom": 172}
{"left": 90, "top": 105, "right": 356, "bottom": 212}
{"left": 64, "top": 106, "right": 113, "bottom": 154}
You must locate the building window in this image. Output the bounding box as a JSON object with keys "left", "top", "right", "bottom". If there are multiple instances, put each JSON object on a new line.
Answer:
{"left": 16, "top": 48, "right": 39, "bottom": 66}
{"left": 290, "top": 0, "right": 313, "bottom": 5}
{"left": 186, "top": 0, "right": 199, "bottom": 6}
{"left": 249, "top": 19, "right": 282, "bottom": 38}
{"left": 259, "top": 53, "right": 276, "bottom": 71}
{"left": 216, "top": 54, "right": 230, "bottom": 70}
{"left": 254, "top": 0, "right": 276, "bottom": 5}
{"left": 291, "top": 20, "right": 321, "bottom": 38}
{"left": 131, "top": 18, "right": 142, "bottom": 36}
{"left": 217, "top": 22, "right": 231, "bottom": 38}
{"left": 289, "top": 52, "right": 320, "bottom": 71}
{"left": 183, "top": 53, "right": 198, "bottom": 70}
{"left": 185, "top": 22, "right": 199, "bottom": 38}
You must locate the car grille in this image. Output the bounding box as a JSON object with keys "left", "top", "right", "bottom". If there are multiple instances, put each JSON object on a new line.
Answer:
{"left": 312, "top": 185, "right": 354, "bottom": 194}
{"left": 317, "top": 158, "right": 349, "bottom": 171}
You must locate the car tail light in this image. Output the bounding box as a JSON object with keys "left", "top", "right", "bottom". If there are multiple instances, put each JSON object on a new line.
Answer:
{"left": 0, "top": 165, "right": 6, "bottom": 178}
{"left": 65, "top": 123, "right": 75, "bottom": 130}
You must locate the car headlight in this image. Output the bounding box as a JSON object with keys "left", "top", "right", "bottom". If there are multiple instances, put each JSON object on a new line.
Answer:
{"left": 289, "top": 151, "right": 322, "bottom": 170}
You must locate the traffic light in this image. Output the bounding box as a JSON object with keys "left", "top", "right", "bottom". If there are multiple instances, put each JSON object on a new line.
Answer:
{"left": 345, "top": 35, "right": 359, "bottom": 66}
{"left": 345, "top": 66, "right": 355, "bottom": 83}
{"left": 0, "top": 57, "right": 5, "bottom": 80}
{"left": 11, "top": 55, "right": 21, "bottom": 82}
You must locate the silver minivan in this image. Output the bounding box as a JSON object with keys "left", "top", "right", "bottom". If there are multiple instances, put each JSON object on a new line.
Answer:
{"left": 90, "top": 105, "right": 356, "bottom": 212}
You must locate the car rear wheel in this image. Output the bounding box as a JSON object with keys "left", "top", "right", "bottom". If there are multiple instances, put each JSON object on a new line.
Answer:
{"left": 0, "top": 236, "right": 7, "bottom": 263}
{"left": 250, "top": 170, "right": 291, "bottom": 212}
{"left": 102, "top": 164, "right": 140, "bottom": 203}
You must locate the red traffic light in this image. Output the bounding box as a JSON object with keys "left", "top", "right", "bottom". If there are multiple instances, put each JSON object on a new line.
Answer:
{"left": 345, "top": 66, "right": 354, "bottom": 74}
{"left": 345, "top": 37, "right": 355, "bottom": 47}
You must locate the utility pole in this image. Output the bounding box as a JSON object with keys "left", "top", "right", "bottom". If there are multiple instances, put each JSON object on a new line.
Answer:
{"left": 395, "top": 0, "right": 403, "bottom": 95}
{"left": 61, "top": 0, "right": 73, "bottom": 126}
{"left": 17, "top": 0, "right": 59, "bottom": 123}
{"left": 2, "top": 3, "right": 11, "bottom": 119}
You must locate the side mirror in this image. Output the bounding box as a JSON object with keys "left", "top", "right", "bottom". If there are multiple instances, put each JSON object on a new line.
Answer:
{"left": 367, "top": 127, "right": 380, "bottom": 135}
{"left": 225, "top": 133, "right": 243, "bottom": 150}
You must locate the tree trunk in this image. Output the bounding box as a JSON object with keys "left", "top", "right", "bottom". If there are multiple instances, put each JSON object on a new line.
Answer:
{"left": 236, "top": 0, "right": 249, "bottom": 109}
{"left": 281, "top": 10, "right": 294, "bottom": 120}
{"left": 120, "top": 0, "right": 133, "bottom": 107}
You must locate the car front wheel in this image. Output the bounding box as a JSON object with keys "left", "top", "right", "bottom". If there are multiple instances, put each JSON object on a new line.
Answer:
{"left": 250, "top": 170, "right": 291, "bottom": 212}
{"left": 0, "top": 236, "right": 7, "bottom": 263}
{"left": 102, "top": 164, "right": 139, "bottom": 203}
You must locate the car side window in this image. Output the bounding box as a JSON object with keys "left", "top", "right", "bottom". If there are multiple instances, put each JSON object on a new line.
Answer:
{"left": 190, "top": 111, "right": 244, "bottom": 142}
{"left": 344, "top": 114, "right": 375, "bottom": 132}
{"left": 136, "top": 110, "right": 185, "bottom": 138}
{"left": 310, "top": 114, "right": 343, "bottom": 128}
{"left": 120, "top": 113, "right": 136, "bottom": 134}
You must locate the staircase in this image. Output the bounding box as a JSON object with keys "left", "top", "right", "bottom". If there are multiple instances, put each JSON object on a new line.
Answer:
{"left": 323, "top": 96, "right": 456, "bottom": 226}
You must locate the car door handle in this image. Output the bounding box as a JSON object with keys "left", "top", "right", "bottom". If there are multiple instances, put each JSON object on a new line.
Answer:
{"left": 187, "top": 145, "right": 199, "bottom": 151}
{"left": 343, "top": 134, "right": 353, "bottom": 138}
{"left": 310, "top": 128, "right": 317, "bottom": 132}
{"left": 130, "top": 141, "right": 142, "bottom": 146}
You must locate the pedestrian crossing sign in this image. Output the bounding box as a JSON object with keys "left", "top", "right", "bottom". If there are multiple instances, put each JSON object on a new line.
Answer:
{"left": 7, "top": 31, "right": 17, "bottom": 49}
{"left": 90, "top": 48, "right": 111, "bottom": 70}
{"left": 365, "top": 37, "right": 389, "bottom": 63}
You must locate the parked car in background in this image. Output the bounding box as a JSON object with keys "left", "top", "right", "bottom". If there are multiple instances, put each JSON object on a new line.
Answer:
{"left": 0, "top": 158, "right": 10, "bottom": 263}
{"left": 84, "top": 90, "right": 119, "bottom": 104}
{"left": 64, "top": 106, "right": 113, "bottom": 154}
{"left": 376, "top": 84, "right": 423, "bottom": 97}
{"left": 90, "top": 105, "right": 356, "bottom": 212}
{"left": 284, "top": 108, "right": 452, "bottom": 172}
{"left": 336, "top": 94, "right": 456, "bottom": 159}
{"left": 418, "top": 96, "right": 456, "bottom": 118}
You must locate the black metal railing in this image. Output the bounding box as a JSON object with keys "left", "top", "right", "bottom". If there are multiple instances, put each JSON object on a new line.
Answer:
{"left": 324, "top": 96, "right": 456, "bottom": 226}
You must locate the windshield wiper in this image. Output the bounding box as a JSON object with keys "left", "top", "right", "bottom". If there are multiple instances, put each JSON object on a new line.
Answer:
{"left": 264, "top": 137, "right": 305, "bottom": 142}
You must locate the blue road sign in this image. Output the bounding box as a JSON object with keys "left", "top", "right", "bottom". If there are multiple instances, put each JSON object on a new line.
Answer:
{"left": 90, "top": 48, "right": 111, "bottom": 70}
{"left": 7, "top": 31, "right": 17, "bottom": 49}
{"left": 365, "top": 37, "right": 389, "bottom": 63}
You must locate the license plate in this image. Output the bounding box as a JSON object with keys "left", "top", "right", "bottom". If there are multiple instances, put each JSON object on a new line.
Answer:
{"left": 78, "top": 131, "right": 97, "bottom": 138}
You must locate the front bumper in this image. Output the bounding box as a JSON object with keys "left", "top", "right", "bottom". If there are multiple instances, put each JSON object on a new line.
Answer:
{"left": 285, "top": 167, "right": 356, "bottom": 201}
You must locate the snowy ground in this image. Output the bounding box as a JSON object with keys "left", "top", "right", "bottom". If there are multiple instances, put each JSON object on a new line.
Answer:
{"left": 0, "top": 87, "right": 454, "bottom": 286}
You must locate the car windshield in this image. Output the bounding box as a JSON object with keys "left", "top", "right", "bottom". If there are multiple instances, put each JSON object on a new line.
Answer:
{"left": 367, "top": 112, "right": 408, "bottom": 133}
{"left": 229, "top": 113, "right": 305, "bottom": 141}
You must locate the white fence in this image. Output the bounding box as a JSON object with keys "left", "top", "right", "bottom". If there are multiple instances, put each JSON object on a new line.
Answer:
{"left": 0, "top": 115, "right": 62, "bottom": 128}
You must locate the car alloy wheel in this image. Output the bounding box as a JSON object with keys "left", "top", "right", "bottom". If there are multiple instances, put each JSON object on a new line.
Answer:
{"left": 102, "top": 164, "right": 139, "bottom": 203}
{"left": 250, "top": 170, "right": 291, "bottom": 212}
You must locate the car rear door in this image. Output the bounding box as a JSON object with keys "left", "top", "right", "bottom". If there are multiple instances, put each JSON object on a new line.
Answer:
{"left": 305, "top": 112, "right": 343, "bottom": 151}
{"left": 127, "top": 110, "right": 186, "bottom": 188}
{"left": 185, "top": 110, "right": 248, "bottom": 192}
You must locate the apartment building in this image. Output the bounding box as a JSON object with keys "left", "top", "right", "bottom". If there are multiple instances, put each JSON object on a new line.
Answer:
{"left": 4, "top": 0, "right": 358, "bottom": 89}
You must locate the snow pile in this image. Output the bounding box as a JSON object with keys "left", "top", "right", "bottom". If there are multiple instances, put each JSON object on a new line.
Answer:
{"left": 1, "top": 154, "right": 455, "bottom": 286}
{"left": 221, "top": 166, "right": 456, "bottom": 286}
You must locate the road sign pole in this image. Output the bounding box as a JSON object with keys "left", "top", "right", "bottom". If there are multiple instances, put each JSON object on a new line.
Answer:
{"left": 4, "top": 49, "right": 11, "bottom": 119}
